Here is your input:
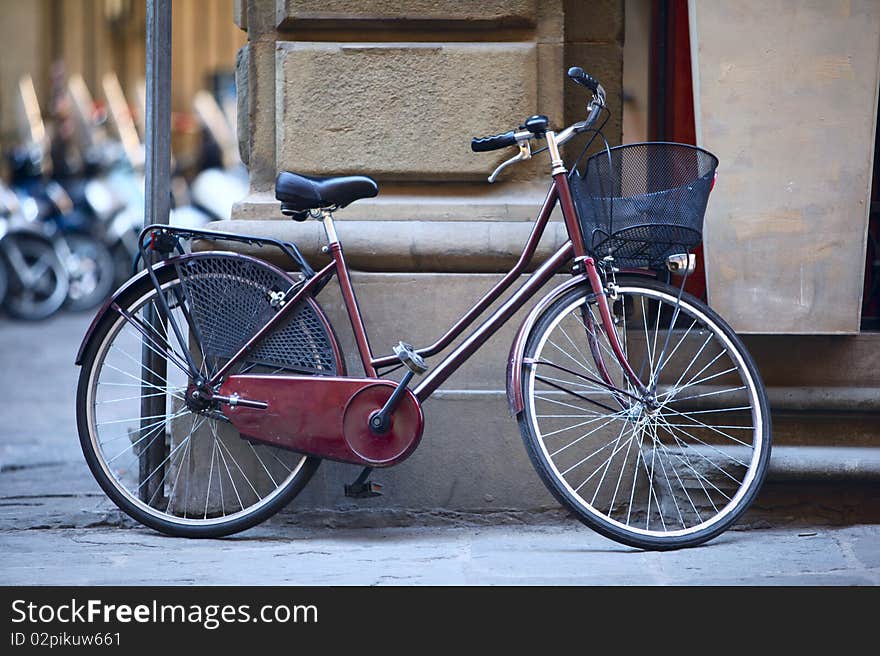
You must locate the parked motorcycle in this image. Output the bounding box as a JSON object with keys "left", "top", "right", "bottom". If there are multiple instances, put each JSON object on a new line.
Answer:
{"left": 10, "top": 74, "right": 116, "bottom": 312}
{"left": 0, "top": 182, "right": 69, "bottom": 320}
{"left": 7, "top": 144, "right": 116, "bottom": 312}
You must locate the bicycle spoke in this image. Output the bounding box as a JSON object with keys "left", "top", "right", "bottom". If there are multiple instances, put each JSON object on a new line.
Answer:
{"left": 656, "top": 415, "right": 751, "bottom": 474}
{"left": 165, "top": 433, "right": 192, "bottom": 515}
{"left": 563, "top": 425, "right": 635, "bottom": 488}
{"left": 649, "top": 421, "right": 690, "bottom": 528}
{"left": 210, "top": 420, "right": 246, "bottom": 512}
{"left": 659, "top": 407, "right": 754, "bottom": 451}
{"left": 580, "top": 416, "right": 633, "bottom": 502}
{"left": 554, "top": 412, "right": 631, "bottom": 464}
{"left": 669, "top": 385, "right": 747, "bottom": 403}
{"left": 534, "top": 394, "right": 610, "bottom": 414}
{"left": 102, "top": 363, "right": 186, "bottom": 402}
{"left": 135, "top": 418, "right": 204, "bottom": 493}
{"left": 535, "top": 375, "right": 620, "bottom": 413}
{"left": 662, "top": 360, "right": 736, "bottom": 401}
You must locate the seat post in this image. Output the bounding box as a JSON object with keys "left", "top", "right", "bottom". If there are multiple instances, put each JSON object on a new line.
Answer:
{"left": 321, "top": 208, "right": 339, "bottom": 245}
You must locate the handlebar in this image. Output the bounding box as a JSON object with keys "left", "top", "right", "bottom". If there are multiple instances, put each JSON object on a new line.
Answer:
{"left": 470, "top": 66, "right": 606, "bottom": 181}
{"left": 566, "top": 66, "right": 600, "bottom": 94}
{"left": 471, "top": 130, "right": 517, "bottom": 153}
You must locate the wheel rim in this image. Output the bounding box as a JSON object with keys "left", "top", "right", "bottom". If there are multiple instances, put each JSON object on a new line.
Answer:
{"left": 85, "top": 280, "right": 313, "bottom": 528}
{"left": 526, "top": 285, "right": 766, "bottom": 540}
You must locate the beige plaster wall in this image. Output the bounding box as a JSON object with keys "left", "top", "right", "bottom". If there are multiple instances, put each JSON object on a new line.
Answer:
{"left": 691, "top": 0, "right": 880, "bottom": 334}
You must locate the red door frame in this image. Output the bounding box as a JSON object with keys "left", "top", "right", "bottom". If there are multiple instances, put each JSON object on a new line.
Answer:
{"left": 651, "top": 0, "right": 707, "bottom": 301}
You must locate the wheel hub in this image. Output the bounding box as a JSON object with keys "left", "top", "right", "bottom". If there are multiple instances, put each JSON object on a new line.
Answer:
{"left": 185, "top": 383, "right": 214, "bottom": 413}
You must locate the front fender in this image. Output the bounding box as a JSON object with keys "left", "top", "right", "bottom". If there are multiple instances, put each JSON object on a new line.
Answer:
{"left": 506, "top": 274, "right": 592, "bottom": 417}
{"left": 505, "top": 269, "right": 660, "bottom": 416}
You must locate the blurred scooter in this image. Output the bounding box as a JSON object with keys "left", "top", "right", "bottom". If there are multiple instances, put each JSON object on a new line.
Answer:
{"left": 0, "top": 182, "right": 69, "bottom": 321}
{"left": 10, "top": 74, "right": 116, "bottom": 312}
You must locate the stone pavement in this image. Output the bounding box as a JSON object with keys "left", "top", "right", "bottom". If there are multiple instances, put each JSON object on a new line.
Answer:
{"left": 1, "top": 313, "right": 878, "bottom": 586}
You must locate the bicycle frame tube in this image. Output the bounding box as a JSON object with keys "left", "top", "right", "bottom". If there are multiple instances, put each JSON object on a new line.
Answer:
{"left": 370, "top": 182, "right": 561, "bottom": 369}
{"left": 408, "top": 172, "right": 644, "bottom": 399}
{"left": 413, "top": 240, "right": 574, "bottom": 400}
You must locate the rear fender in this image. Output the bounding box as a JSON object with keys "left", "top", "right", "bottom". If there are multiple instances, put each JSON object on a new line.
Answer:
{"left": 74, "top": 251, "right": 340, "bottom": 371}
{"left": 74, "top": 256, "right": 182, "bottom": 365}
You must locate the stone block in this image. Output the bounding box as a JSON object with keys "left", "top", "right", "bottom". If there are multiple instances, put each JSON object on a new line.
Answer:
{"left": 275, "top": 0, "right": 537, "bottom": 28}
{"left": 275, "top": 41, "right": 538, "bottom": 180}
{"left": 564, "top": 0, "right": 625, "bottom": 43}
{"left": 229, "top": 182, "right": 560, "bottom": 223}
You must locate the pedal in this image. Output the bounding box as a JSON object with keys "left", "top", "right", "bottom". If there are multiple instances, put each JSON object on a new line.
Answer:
{"left": 344, "top": 480, "right": 383, "bottom": 499}
{"left": 344, "top": 467, "right": 383, "bottom": 499}
{"left": 393, "top": 341, "right": 428, "bottom": 374}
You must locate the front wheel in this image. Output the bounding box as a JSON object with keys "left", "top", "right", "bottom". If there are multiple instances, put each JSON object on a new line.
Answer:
{"left": 517, "top": 277, "right": 771, "bottom": 550}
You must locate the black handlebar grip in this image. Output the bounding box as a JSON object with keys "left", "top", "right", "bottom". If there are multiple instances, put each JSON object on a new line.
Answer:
{"left": 567, "top": 66, "right": 599, "bottom": 93}
{"left": 471, "top": 130, "right": 517, "bottom": 153}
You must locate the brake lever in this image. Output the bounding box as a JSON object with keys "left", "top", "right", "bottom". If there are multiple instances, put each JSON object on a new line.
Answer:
{"left": 488, "top": 139, "right": 532, "bottom": 183}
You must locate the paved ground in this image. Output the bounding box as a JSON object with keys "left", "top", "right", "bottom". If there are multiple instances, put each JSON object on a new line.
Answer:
{"left": 1, "top": 312, "right": 878, "bottom": 586}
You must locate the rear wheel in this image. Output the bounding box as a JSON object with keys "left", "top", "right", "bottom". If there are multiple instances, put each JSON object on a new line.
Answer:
{"left": 518, "top": 277, "right": 771, "bottom": 550}
{"left": 76, "top": 255, "right": 342, "bottom": 537}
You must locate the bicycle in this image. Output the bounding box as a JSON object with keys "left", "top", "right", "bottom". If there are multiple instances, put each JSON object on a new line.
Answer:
{"left": 75, "top": 67, "right": 771, "bottom": 551}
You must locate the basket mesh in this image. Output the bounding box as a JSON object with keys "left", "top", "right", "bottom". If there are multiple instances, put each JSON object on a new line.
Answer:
{"left": 570, "top": 142, "right": 718, "bottom": 267}
{"left": 175, "top": 254, "right": 336, "bottom": 375}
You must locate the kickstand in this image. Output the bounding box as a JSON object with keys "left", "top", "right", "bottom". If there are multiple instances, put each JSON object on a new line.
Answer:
{"left": 344, "top": 467, "right": 383, "bottom": 499}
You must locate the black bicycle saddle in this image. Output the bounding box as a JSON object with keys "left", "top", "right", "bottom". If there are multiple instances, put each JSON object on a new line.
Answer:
{"left": 275, "top": 171, "right": 378, "bottom": 212}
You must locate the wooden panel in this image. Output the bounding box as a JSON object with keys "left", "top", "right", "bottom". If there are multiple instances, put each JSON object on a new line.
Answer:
{"left": 690, "top": 0, "right": 880, "bottom": 333}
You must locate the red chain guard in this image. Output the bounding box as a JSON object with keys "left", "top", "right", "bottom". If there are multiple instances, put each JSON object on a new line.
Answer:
{"left": 218, "top": 375, "right": 424, "bottom": 467}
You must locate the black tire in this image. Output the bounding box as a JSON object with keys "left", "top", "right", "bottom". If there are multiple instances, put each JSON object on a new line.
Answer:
{"left": 62, "top": 233, "right": 117, "bottom": 312}
{"left": 517, "top": 277, "right": 771, "bottom": 550}
{"left": 76, "top": 258, "right": 340, "bottom": 537}
{"left": 0, "top": 233, "right": 69, "bottom": 320}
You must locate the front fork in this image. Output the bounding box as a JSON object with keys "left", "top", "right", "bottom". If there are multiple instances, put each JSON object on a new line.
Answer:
{"left": 580, "top": 258, "right": 649, "bottom": 400}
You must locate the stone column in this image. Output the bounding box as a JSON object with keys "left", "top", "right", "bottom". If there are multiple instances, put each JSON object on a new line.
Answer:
{"left": 216, "top": 0, "right": 624, "bottom": 513}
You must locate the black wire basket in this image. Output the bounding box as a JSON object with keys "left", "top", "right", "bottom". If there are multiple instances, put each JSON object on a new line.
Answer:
{"left": 569, "top": 142, "right": 719, "bottom": 268}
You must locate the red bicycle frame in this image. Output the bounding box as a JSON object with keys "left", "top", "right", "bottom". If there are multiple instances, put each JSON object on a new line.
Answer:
{"left": 207, "top": 171, "right": 647, "bottom": 401}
